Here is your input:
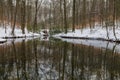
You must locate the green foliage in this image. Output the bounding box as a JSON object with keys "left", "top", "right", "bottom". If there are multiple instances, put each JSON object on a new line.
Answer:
{"left": 27, "top": 25, "right": 33, "bottom": 31}
{"left": 50, "top": 26, "right": 62, "bottom": 35}
{"left": 27, "top": 25, "right": 41, "bottom": 33}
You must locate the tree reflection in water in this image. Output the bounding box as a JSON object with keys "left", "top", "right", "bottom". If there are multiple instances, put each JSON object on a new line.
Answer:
{"left": 0, "top": 39, "right": 120, "bottom": 80}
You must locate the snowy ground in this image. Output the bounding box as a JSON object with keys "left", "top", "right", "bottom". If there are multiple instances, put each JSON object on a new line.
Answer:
{"left": 0, "top": 39, "right": 6, "bottom": 43}
{"left": 54, "top": 26, "right": 120, "bottom": 41}
{"left": 53, "top": 26, "right": 120, "bottom": 53}
{"left": 0, "top": 24, "right": 46, "bottom": 43}
{"left": 0, "top": 27, "right": 40, "bottom": 38}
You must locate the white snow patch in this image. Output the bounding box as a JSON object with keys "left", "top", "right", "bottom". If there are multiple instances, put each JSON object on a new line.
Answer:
{"left": 0, "top": 27, "right": 40, "bottom": 38}
{"left": 54, "top": 27, "right": 120, "bottom": 41}
{"left": 53, "top": 26, "right": 120, "bottom": 53}
{"left": 0, "top": 39, "right": 6, "bottom": 42}
{"left": 0, "top": 24, "right": 41, "bottom": 43}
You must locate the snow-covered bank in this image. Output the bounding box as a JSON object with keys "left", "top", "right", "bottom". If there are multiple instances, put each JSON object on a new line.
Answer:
{"left": 54, "top": 27, "right": 120, "bottom": 42}
{"left": 53, "top": 26, "right": 120, "bottom": 53}
{"left": 0, "top": 24, "right": 41, "bottom": 43}
{"left": 0, "top": 24, "right": 50, "bottom": 44}
{"left": 0, "top": 39, "right": 7, "bottom": 43}
{"left": 0, "top": 27, "right": 40, "bottom": 38}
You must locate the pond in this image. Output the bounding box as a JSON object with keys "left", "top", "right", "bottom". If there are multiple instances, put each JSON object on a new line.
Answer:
{"left": 0, "top": 38, "right": 120, "bottom": 80}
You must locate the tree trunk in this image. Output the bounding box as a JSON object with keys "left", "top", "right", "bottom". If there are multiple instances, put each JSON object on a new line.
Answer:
{"left": 113, "top": 0, "right": 117, "bottom": 40}
{"left": 11, "top": 0, "right": 20, "bottom": 35}
{"left": 21, "top": 0, "right": 26, "bottom": 34}
{"left": 72, "top": 0, "right": 76, "bottom": 32}
{"left": 63, "top": 0, "right": 67, "bottom": 33}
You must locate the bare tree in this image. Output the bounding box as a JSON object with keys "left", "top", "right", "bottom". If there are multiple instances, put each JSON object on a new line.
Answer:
{"left": 63, "top": 0, "right": 68, "bottom": 33}
{"left": 33, "top": 0, "right": 43, "bottom": 32}
{"left": 113, "top": 0, "right": 117, "bottom": 40}
{"left": 21, "top": 0, "right": 26, "bottom": 34}
{"left": 11, "top": 0, "right": 20, "bottom": 35}
{"left": 72, "top": 0, "right": 76, "bottom": 32}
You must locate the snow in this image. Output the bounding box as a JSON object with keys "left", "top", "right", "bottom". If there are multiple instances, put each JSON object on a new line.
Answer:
{"left": 0, "top": 24, "right": 41, "bottom": 43}
{"left": 0, "top": 39, "right": 6, "bottom": 42}
{"left": 40, "top": 29, "right": 49, "bottom": 36}
{"left": 53, "top": 26, "right": 120, "bottom": 53}
{"left": 0, "top": 26, "right": 40, "bottom": 38}
{"left": 54, "top": 26, "right": 120, "bottom": 41}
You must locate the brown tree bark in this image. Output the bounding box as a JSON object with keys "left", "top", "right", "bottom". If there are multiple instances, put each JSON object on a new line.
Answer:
{"left": 72, "top": 0, "right": 76, "bottom": 32}
{"left": 63, "top": 0, "right": 67, "bottom": 33}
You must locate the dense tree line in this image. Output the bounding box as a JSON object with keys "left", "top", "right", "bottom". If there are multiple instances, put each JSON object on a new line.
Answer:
{"left": 0, "top": 0, "right": 120, "bottom": 35}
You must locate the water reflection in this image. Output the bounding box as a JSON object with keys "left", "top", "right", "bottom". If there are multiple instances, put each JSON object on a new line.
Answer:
{"left": 0, "top": 38, "right": 120, "bottom": 80}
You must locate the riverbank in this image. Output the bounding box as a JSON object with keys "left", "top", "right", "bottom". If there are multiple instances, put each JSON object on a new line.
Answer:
{"left": 54, "top": 27, "right": 120, "bottom": 43}
{"left": 0, "top": 27, "right": 39, "bottom": 38}
{"left": 0, "top": 39, "right": 7, "bottom": 43}
{"left": 53, "top": 26, "right": 120, "bottom": 53}
{"left": 0, "top": 25, "right": 40, "bottom": 43}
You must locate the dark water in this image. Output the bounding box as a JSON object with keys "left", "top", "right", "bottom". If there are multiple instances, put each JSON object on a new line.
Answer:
{"left": 0, "top": 38, "right": 120, "bottom": 80}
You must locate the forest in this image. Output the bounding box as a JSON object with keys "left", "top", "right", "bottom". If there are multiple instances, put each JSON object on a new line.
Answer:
{"left": 0, "top": 0, "right": 120, "bottom": 36}
{"left": 1, "top": 0, "right": 120, "bottom": 80}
